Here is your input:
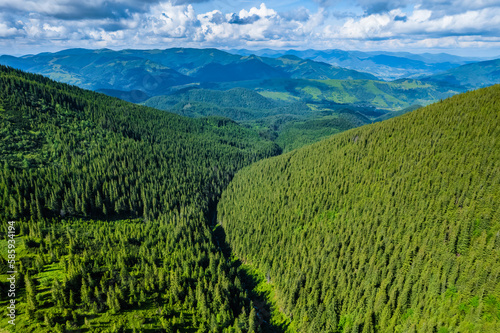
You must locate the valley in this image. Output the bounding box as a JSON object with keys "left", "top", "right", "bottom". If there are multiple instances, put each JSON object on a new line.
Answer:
{"left": 0, "top": 45, "right": 499, "bottom": 333}
{"left": 0, "top": 66, "right": 282, "bottom": 332}
{"left": 2, "top": 47, "right": 496, "bottom": 153}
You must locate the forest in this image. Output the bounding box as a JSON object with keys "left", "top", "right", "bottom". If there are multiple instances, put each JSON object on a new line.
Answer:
{"left": 1, "top": 63, "right": 499, "bottom": 333}
{"left": 0, "top": 65, "right": 282, "bottom": 332}
{"left": 219, "top": 84, "right": 500, "bottom": 332}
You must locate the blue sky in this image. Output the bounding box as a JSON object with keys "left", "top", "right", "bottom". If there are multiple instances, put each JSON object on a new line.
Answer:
{"left": 1, "top": 0, "right": 500, "bottom": 56}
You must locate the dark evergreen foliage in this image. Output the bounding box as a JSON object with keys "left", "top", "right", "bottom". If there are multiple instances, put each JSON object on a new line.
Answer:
{"left": 219, "top": 84, "right": 500, "bottom": 332}
{"left": 0, "top": 65, "right": 280, "bottom": 332}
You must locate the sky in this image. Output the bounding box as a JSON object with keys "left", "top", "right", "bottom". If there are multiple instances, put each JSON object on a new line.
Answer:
{"left": 1, "top": 0, "right": 500, "bottom": 57}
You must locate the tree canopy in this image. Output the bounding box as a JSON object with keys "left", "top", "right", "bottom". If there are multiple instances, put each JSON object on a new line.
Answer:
{"left": 0, "top": 65, "right": 281, "bottom": 332}
{"left": 219, "top": 84, "right": 500, "bottom": 332}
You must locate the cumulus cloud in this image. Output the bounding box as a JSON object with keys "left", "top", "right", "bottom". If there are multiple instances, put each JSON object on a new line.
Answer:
{"left": 280, "top": 7, "right": 311, "bottom": 22}
{"left": 0, "top": 0, "right": 166, "bottom": 20}
{"left": 147, "top": 2, "right": 201, "bottom": 39}
{"left": 199, "top": 10, "right": 226, "bottom": 25}
{"left": 1, "top": 0, "right": 500, "bottom": 55}
{"left": 331, "top": 5, "right": 500, "bottom": 41}
{"left": 394, "top": 15, "right": 407, "bottom": 22}
{"left": 228, "top": 14, "right": 261, "bottom": 25}
{"left": 0, "top": 22, "right": 21, "bottom": 38}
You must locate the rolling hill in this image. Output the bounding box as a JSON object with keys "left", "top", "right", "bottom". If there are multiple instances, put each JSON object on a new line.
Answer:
{"left": 218, "top": 84, "right": 500, "bottom": 332}
{"left": 231, "top": 48, "right": 486, "bottom": 80}
{"left": 210, "top": 78, "right": 458, "bottom": 110}
{"left": 0, "top": 48, "right": 378, "bottom": 103}
{"left": 258, "top": 54, "right": 378, "bottom": 81}
{"left": 142, "top": 78, "right": 460, "bottom": 152}
{"left": 143, "top": 77, "right": 458, "bottom": 120}
{"left": 0, "top": 49, "right": 194, "bottom": 96}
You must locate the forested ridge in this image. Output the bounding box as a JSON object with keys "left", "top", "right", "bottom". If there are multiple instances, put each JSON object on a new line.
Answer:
{"left": 0, "top": 65, "right": 282, "bottom": 332}
{"left": 219, "top": 85, "right": 500, "bottom": 332}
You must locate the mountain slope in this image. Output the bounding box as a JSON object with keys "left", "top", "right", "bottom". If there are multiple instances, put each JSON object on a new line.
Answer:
{"left": 124, "top": 47, "right": 241, "bottom": 75}
{"left": 145, "top": 87, "right": 278, "bottom": 110}
{"left": 141, "top": 78, "right": 459, "bottom": 152}
{"left": 260, "top": 55, "right": 378, "bottom": 80}
{"left": 0, "top": 49, "right": 193, "bottom": 96}
{"left": 215, "top": 78, "right": 458, "bottom": 110}
{"left": 142, "top": 87, "right": 287, "bottom": 121}
{"left": 218, "top": 85, "right": 500, "bottom": 332}
{"left": 422, "top": 58, "right": 500, "bottom": 89}
{"left": 124, "top": 49, "right": 378, "bottom": 81}
{"left": 230, "top": 49, "right": 483, "bottom": 80}
{"left": 193, "top": 58, "right": 289, "bottom": 82}
{"left": 0, "top": 65, "right": 282, "bottom": 332}
{"left": 0, "top": 48, "right": 379, "bottom": 99}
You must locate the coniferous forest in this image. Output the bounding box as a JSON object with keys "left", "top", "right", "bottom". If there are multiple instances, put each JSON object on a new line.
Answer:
{"left": 0, "top": 65, "right": 281, "bottom": 332}
{"left": 219, "top": 84, "right": 500, "bottom": 332}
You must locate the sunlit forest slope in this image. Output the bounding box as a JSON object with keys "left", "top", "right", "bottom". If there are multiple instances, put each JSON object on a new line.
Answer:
{"left": 219, "top": 85, "right": 500, "bottom": 332}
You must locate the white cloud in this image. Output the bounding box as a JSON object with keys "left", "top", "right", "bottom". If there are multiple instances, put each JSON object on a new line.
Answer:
{"left": 338, "top": 13, "right": 393, "bottom": 39}
{"left": 410, "top": 7, "right": 432, "bottom": 23}
{"left": 330, "top": 5, "right": 500, "bottom": 41}
{"left": 1, "top": 1, "right": 500, "bottom": 55}
{"left": 0, "top": 0, "right": 163, "bottom": 20}
{"left": 0, "top": 22, "right": 21, "bottom": 38}
{"left": 238, "top": 3, "right": 276, "bottom": 19}
{"left": 40, "top": 23, "right": 68, "bottom": 38}
{"left": 147, "top": 2, "right": 200, "bottom": 38}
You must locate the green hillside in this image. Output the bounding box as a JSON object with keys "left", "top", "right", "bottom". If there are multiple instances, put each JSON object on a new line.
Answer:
{"left": 0, "top": 48, "right": 468, "bottom": 154}
{"left": 218, "top": 85, "right": 500, "bottom": 332}
{"left": 142, "top": 78, "right": 458, "bottom": 152}
{"left": 258, "top": 55, "right": 378, "bottom": 80}
{"left": 125, "top": 48, "right": 241, "bottom": 76}
{"left": 373, "top": 105, "right": 422, "bottom": 123}
{"left": 231, "top": 49, "right": 480, "bottom": 81}
{"left": 146, "top": 78, "right": 448, "bottom": 114}
{"left": 0, "top": 65, "right": 282, "bottom": 332}
{"left": 144, "top": 87, "right": 278, "bottom": 112}
{"left": 215, "top": 78, "right": 457, "bottom": 110}
{"left": 0, "top": 48, "right": 378, "bottom": 101}
{"left": 273, "top": 112, "right": 368, "bottom": 153}
{"left": 141, "top": 87, "right": 377, "bottom": 152}
{"left": 79, "top": 48, "right": 377, "bottom": 81}
{"left": 0, "top": 49, "right": 193, "bottom": 96}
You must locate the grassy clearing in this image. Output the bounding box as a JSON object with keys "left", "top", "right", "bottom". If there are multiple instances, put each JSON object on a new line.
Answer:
{"left": 258, "top": 91, "right": 299, "bottom": 102}
{"left": 238, "top": 263, "right": 296, "bottom": 333}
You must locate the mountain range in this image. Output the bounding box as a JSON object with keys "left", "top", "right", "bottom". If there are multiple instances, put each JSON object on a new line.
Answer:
{"left": 2, "top": 47, "right": 499, "bottom": 152}
{"left": 1, "top": 48, "right": 498, "bottom": 109}
{"left": 230, "top": 48, "right": 491, "bottom": 80}
{"left": 422, "top": 58, "right": 500, "bottom": 89}
{"left": 0, "top": 48, "right": 376, "bottom": 98}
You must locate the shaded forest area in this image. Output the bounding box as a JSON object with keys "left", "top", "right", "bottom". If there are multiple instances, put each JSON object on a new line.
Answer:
{"left": 0, "top": 65, "right": 282, "bottom": 332}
